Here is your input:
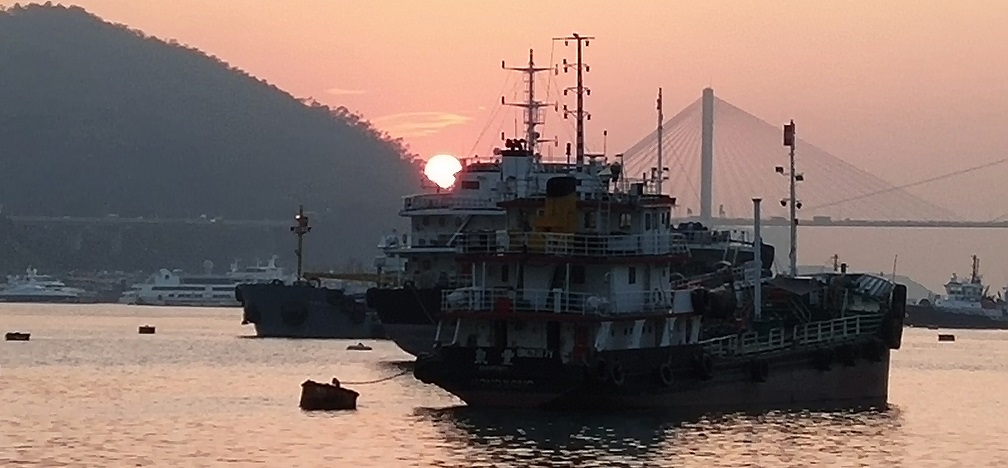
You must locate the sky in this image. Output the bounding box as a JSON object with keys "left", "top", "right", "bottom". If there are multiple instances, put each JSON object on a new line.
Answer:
{"left": 13, "top": 0, "right": 1008, "bottom": 289}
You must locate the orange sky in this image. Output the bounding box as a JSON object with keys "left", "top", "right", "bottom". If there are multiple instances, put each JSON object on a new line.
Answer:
{"left": 8, "top": 1, "right": 1008, "bottom": 289}
{"left": 25, "top": 1, "right": 1008, "bottom": 220}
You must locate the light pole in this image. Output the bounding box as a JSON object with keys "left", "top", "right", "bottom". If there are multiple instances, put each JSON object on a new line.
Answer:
{"left": 776, "top": 120, "right": 801, "bottom": 277}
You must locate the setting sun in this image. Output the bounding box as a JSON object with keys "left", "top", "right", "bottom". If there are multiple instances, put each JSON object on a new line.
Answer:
{"left": 423, "top": 154, "right": 462, "bottom": 189}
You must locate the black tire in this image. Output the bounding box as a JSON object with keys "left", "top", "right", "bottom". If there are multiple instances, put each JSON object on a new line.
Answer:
{"left": 610, "top": 362, "right": 625, "bottom": 386}
{"left": 659, "top": 363, "right": 674, "bottom": 387}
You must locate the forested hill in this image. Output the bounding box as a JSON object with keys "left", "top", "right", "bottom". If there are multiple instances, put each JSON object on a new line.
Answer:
{"left": 0, "top": 4, "right": 422, "bottom": 267}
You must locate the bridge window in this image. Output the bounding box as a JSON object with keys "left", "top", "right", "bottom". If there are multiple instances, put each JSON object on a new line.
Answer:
{"left": 619, "top": 213, "right": 632, "bottom": 230}
{"left": 628, "top": 267, "right": 637, "bottom": 284}
{"left": 461, "top": 180, "right": 479, "bottom": 190}
{"left": 645, "top": 213, "right": 652, "bottom": 230}
{"left": 583, "top": 212, "right": 597, "bottom": 229}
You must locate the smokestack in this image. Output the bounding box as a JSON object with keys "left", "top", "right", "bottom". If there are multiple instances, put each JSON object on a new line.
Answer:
{"left": 752, "top": 198, "right": 762, "bottom": 321}
{"left": 700, "top": 88, "right": 714, "bottom": 223}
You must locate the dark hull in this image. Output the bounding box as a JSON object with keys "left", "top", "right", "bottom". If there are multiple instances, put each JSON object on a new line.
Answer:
{"left": 905, "top": 304, "right": 1008, "bottom": 330}
{"left": 366, "top": 286, "right": 442, "bottom": 356}
{"left": 236, "top": 283, "right": 385, "bottom": 339}
{"left": 0, "top": 295, "right": 82, "bottom": 304}
{"left": 415, "top": 339, "right": 890, "bottom": 411}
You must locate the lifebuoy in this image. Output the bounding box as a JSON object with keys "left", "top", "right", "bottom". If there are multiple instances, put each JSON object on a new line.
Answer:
{"left": 280, "top": 302, "right": 309, "bottom": 326}
{"left": 309, "top": 277, "right": 322, "bottom": 288}
{"left": 609, "top": 362, "right": 625, "bottom": 386}
{"left": 659, "top": 363, "right": 674, "bottom": 387}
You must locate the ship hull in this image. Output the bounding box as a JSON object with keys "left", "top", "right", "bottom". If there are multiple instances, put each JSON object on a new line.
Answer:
{"left": 905, "top": 304, "right": 1008, "bottom": 330}
{"left": 0, "top": 295, "right": 81, "bottom": 304}
{"left": 366, "top": 286, "right": 442, "bottom": 356}
{"left": 382, "top": 323, "right": 438, "bottom": 357}
{"left": 236, "top": 283, "right": 385, "bottom": 339}
{"left": 415, "top": 341, "right": 890, "bottom": 411}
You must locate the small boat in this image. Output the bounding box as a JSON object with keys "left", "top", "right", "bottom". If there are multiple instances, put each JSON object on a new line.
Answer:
{"left": 5, "top": 332, "right": 30, "bottom": 341}
{"left": 938, "top": 334, "right": 956, "bottom": 342}
{"left": 346, "top": 342, "right": 372, "bottom": 351}
{"left": 299, "top": 378, "right": 359, "bottom": 411}
{"left": 138, "top": 325, "right": 156, "bottom": 334}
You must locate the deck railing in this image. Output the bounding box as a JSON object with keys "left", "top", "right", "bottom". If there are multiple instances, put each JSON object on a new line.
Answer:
{"left": 700, "top": 313, "right": 885, "bottom": 358}
{"left": 456, "top": 231, "right": 690, "bottom": 257}
{"left": 440, "top": 287, "right": 682, "bottom": 315}
{"left": 401, "top": 194, "right": 499, "bottom": 212}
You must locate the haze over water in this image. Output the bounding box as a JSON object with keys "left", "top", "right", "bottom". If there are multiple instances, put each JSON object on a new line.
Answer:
{"left": 2, "top": 304, "right": 1007, "bottom": 467}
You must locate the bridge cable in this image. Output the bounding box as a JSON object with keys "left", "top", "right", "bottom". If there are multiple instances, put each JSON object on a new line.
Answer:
{"left": 807, "top": 157, "right": 1008, "bottom": 212}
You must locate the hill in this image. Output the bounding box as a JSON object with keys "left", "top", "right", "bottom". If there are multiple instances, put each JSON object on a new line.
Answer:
{"left": 0, "top": 4, "right": 422, "bottom": 272}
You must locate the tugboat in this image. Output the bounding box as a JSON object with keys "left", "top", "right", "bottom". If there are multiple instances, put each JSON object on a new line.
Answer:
{"left": 412, "top": 33, "right": 906, "bottom": 411}
{"left": 235, "top": 206, "right": 384, "bottom": 339}
{"left": 904, "top": 255, "right": 1008, "bottom": 329}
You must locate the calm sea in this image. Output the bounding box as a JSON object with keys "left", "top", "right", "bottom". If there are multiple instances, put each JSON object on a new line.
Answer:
{"left": 2, "top": 304, "right": 1007, "bottom": 467}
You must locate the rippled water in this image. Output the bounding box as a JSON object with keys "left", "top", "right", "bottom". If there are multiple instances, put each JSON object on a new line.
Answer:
{"left": 2, "top": 303, "right": 1007, "bottom": 467}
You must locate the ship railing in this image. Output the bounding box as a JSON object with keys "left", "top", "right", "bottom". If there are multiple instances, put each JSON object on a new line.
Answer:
{"left": 457, "top": 231, "right": 691, "bottom": 257}
{"left": 792, "top": 313, "right": 883, "bottom": 346}
{"left": 701, "top": 313, "right": 886, "bottom": 358}
{"left": 402, "top": 194, "right": 498, "bottom": 212}
{"left": 440, "top": 287, "right": 681, "bottom": 315}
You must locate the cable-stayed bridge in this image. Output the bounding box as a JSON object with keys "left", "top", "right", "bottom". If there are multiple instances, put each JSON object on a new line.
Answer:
{"left": 620, "top": 88, "right": 1007, "bottom": 229}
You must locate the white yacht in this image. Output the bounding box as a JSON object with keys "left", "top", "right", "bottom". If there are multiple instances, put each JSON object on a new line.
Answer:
{"left": 0, "top": 267, "right": 88, "bottom": 303}
{"left": 119, "top": 256, "right": 295, "bottom": 307}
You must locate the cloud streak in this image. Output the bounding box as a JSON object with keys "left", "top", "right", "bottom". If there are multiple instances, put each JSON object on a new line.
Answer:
{"left": 373, "top": 111, "right": 471, "bottom": 137}
{"left": 325, "top": 87, "right": 366, "bottom": 96}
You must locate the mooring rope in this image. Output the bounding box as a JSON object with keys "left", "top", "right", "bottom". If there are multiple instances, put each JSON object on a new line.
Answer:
{"left": 338, "top": 369, "right": 411, "bottom": 385}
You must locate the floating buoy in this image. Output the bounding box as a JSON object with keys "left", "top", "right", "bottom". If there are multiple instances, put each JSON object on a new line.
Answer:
{"left": 299, "top": 378, "right": 359, "bottom": 411}
{"left": 138, "top": 325, "right": 156, "bottom": 334}
{"left": 5, "top": 332, "right": 30, "bottom": 341}
{"left": 938, "top": 334, "right": 955, "bottom": 342}
{"left": 346, "top": 342, "right": 372, "bottom": 351}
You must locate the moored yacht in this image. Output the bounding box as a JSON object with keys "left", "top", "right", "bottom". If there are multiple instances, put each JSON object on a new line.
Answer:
{"left": 120, "top": 257, "right": 294, "bottom": 307}
{"left": 0, "top": 267, "right": 89, "bottom": 303}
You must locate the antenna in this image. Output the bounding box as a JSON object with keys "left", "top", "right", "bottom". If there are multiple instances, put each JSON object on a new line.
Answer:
{"left": 553, "top": 32, "right": 594, "bottom": 170}
{"left": 502, "top": 49, "right": 552, "bottom": 153}
{"left": 656, "top": 87, "right": 664, "bottom": 195}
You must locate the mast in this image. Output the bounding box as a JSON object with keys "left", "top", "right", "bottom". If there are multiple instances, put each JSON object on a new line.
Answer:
{"left": 656, "top": 88, "right": 664, "bottom": 195}
{"left": 554, "top": 33, "right": 594, "bottom": 170}
{"left": 971, "top": 254, "right": 980, "bottom": 284}
{"left": 779, "top": 120, "right": 801, "bottom": 277}
{"left": 502, "top": 49, "right": 551, "bottom": 153}
{"left": 290, "top": 205, "right": 311, "bottom": 279}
